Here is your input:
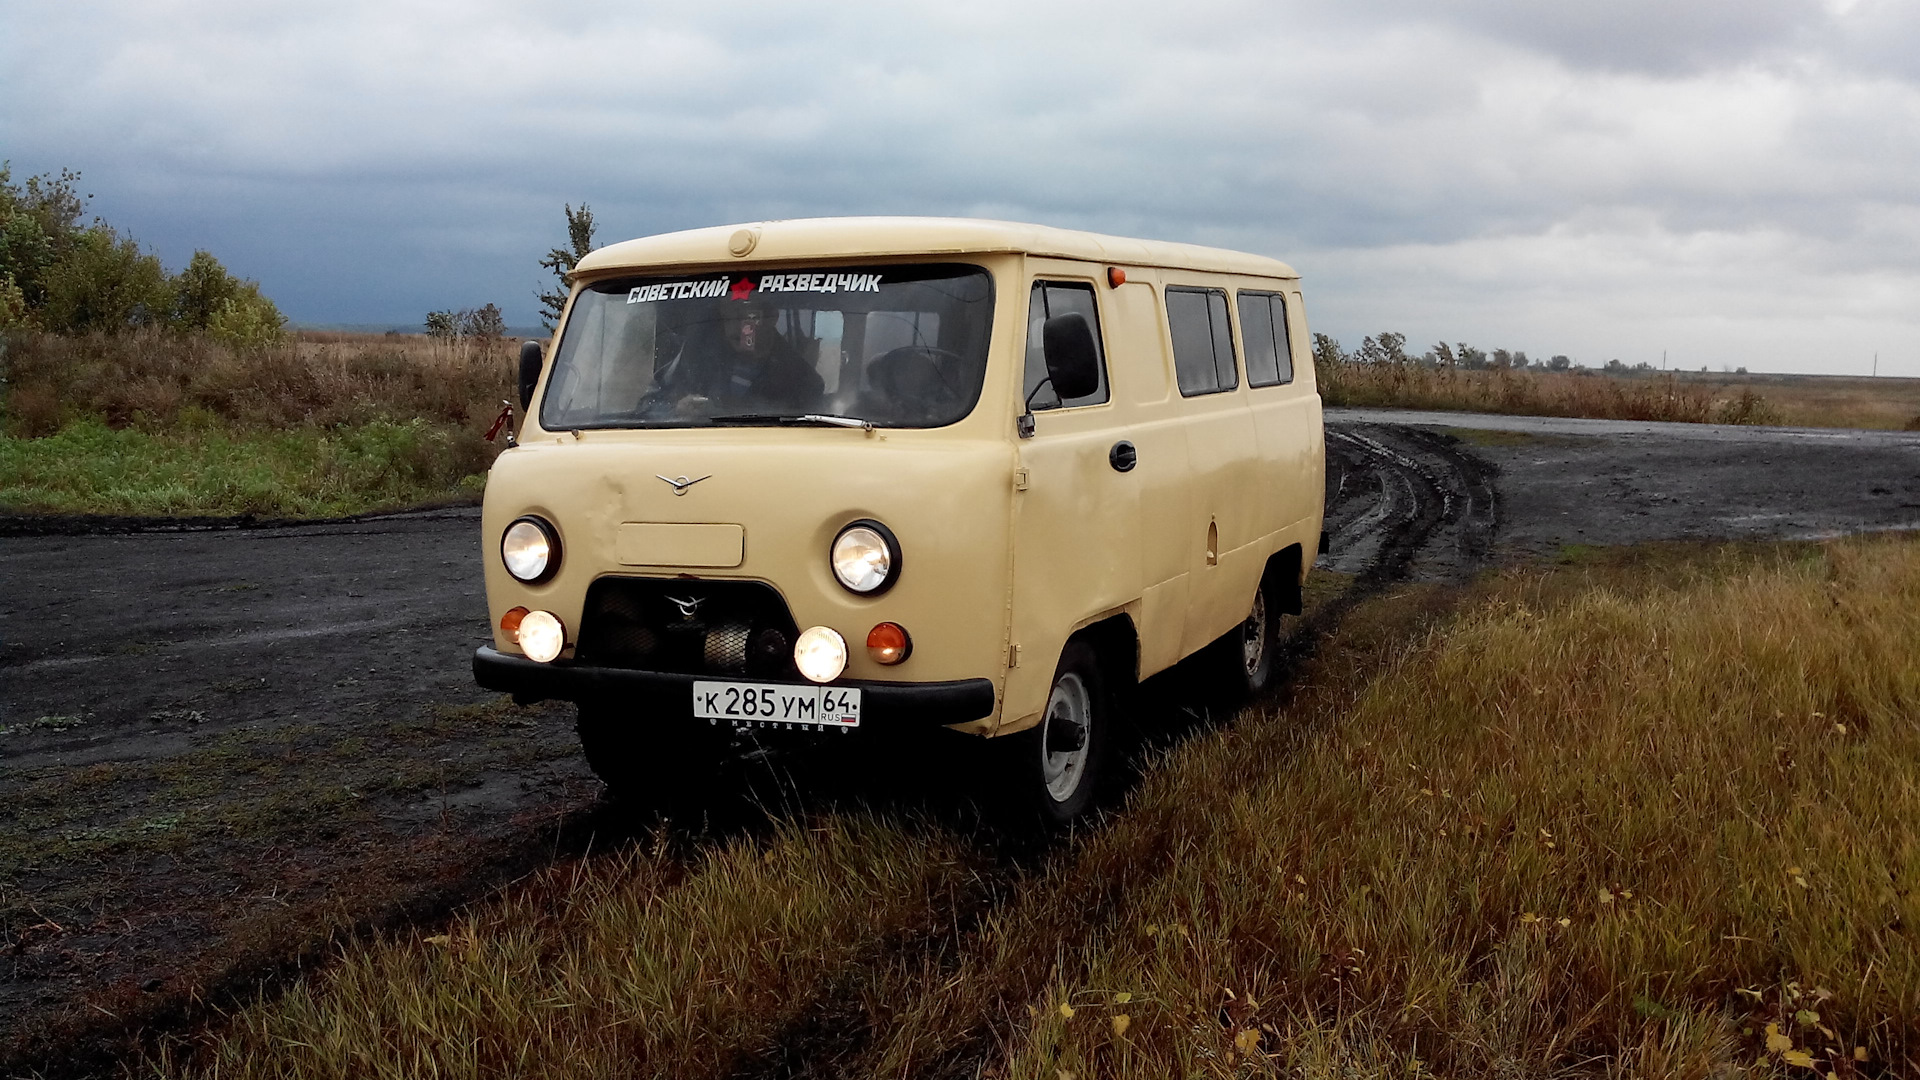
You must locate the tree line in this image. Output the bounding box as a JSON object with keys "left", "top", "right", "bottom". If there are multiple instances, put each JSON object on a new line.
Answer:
{"left": 0, "top": 164, "right": 286, "bottom": 345}
{"left": 1314, "top": 332, "right": 1749, "bottom": 377}
{"left": 1313, "top": 331, "right": 1576, "bottom": 372}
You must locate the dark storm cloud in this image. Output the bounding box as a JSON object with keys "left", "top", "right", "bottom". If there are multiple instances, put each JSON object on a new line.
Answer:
{"left": 1319, "top": 0, "right": 1831, "bottom": 75}
{"left": 0, "top": 0, "right": 1915, "bottom": 371}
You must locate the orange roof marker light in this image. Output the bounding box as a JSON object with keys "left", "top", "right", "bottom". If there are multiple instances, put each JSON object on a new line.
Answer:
{"left": 1108, "top": 267, "right": 1128, "bottom": 288}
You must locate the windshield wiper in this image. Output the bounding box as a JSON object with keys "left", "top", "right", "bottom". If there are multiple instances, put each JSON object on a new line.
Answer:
{"left": 708, "top": 413, "right": 875, "bottom": 431}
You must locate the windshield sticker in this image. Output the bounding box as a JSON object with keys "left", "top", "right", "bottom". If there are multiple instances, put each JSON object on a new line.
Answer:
{"left": 627, "top": 277, "right": 730, "bottom": 304}
{"left": 754, "top": 272, "right": 884, "bottom": 295}
{"left": 627, "top": 272, "right": 886, "bottom": 305}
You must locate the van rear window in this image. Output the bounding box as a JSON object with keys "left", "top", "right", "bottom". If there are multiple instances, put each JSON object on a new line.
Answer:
{"left": 1166, "top": 287, "right": 1237, "bottom": 396}
{"left": 541, "top": 263, "right": 994, "bottom": 429}
{"left": 1236, "top": 290, "right": 1294, "bottom": 387}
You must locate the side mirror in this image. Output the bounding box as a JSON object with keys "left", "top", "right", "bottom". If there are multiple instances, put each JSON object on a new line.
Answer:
{"left": 1042, "top": 312, "right": 1100, "bottom": 402}
{"left": 518, "top": 340, "right": 545, "bottom": 411}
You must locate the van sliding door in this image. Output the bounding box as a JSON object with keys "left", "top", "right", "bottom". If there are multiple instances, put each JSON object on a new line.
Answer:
{"left": 1164, "top": 285, "right": 1261, "bottom": 657}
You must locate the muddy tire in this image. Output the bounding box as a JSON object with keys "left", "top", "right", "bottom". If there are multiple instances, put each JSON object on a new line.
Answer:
{"left": 1210, "top": 574, "right": 1282, "bottom": 700}
{"left": 994, "top": 640, "right": 1115, "bottom": 829}
{"left": 575, "top": 704, "right": 726, "bottom": 810}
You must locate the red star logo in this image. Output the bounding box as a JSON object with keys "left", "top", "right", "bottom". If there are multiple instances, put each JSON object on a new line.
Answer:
{"left": 729, "top": 277, "right": 757, "bottom": 300}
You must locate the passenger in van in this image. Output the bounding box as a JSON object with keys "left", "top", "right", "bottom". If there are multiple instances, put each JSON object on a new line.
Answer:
{"left": 651, "top": 300, "right": 824, "bottom": 414}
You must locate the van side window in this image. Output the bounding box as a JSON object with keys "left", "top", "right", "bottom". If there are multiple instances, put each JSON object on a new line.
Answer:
{"left": 1236, "top": 290, "right": 1294, "bottom": 387}
{"left": 1166, "top": 286, "right": 1237, "bottom": 396}
{"left": 1023, "top": 281, "right": 1110, "bottom": 410}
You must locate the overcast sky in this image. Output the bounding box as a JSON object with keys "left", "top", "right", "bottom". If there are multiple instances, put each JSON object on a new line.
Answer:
{"left": 4, "top": 0, "right": 1916, "bottom": 374}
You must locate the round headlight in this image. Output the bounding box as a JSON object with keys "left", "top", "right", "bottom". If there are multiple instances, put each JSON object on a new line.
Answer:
{"left": 830, "top": 520, "right": 900, "bottom": 595}
{"left": 793, "top": 625, "right": 848, "bottom": 684}
{"left": 518, "top": 610, "right": 566, "bottom": 663}
{"left": 502, "top": 517, "right": 559, "bottom": 583}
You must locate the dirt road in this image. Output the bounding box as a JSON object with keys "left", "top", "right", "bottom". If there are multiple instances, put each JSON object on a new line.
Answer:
{"left": 1328, "top": 407, "right": 1920, "bottom": 560}
{"left": 5, "top": 412, "right": 1918, "bottom": 1072}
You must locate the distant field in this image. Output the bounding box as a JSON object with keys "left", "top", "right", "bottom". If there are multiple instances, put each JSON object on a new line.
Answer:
{"left": 153, "top": 535, "right": 1920, "bottom": 1078}
{"left": 1726, "top": 370, "right": 1920, "bottom": 429}
{"left": 7, "top": 329, "right": 1919, "bottom": 520}
{"left": 0, "top": 330, "right": 514, "bottom": 518}
{"left": 1320, "top": 360, "right": 1920, "bottom": 431}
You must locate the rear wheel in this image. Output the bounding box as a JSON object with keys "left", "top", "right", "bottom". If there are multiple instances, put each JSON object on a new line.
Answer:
{"left": 997, "top": 640, "right": 1113, "bottom": 829}
{"left": 576, "top": 703, "right": 727, "bottom": 811}
{"left": 1212, "top": 575, "right": 1282, "bottom": 700}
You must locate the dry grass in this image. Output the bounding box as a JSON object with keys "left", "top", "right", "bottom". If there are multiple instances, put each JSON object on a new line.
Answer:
{"left": 150, "top": 538, "right": 1920, "bottom": 1078}
{"left": 0, "top": 330, "right": 518, "bottom": 516}
{"left": 153, "top": 817, "right": 994, "bottom": 1078}
{"left": 1321, "top": 361, "right": 1920, "bottom": 431}
{"left": 0, "top": 328, "right": 516, "bottom": 436}
{"left": 957, "top": 538, "right": 1920, "bottom": 1078}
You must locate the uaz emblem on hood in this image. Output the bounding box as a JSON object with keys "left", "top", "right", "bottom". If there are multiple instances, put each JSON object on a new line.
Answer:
{"left": 657, "top": 474, "right": 712, "bottom": 496}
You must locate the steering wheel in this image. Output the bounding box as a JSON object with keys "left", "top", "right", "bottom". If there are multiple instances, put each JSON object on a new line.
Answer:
{"left": 871, "top": 346, "right": 970, "bottom": 415}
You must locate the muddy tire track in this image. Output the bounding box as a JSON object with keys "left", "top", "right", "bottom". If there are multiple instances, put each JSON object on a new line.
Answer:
{"left": 1322, "top": 422, "right": 1498, "bottom": 588}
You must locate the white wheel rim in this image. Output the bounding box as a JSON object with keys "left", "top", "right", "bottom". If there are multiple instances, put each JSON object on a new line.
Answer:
{"left": 1040, "top": 671, "right": 1092, "bottom": 803}
{"left": 1241, "top": 589, "right": 1268, "bottom": 679}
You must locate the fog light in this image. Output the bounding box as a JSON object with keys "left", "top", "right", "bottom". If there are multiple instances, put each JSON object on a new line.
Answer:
{"left": 867, "top": 622, "right": 911, "bottom": 665}
{"left": 793, "top": 625, "right": 848, "bottom": 684}
{"left": 518, "top": 609, "right": 566, "bottom": 663}
{"left": 500, "top": 606, "right": 529, "bottom": 641}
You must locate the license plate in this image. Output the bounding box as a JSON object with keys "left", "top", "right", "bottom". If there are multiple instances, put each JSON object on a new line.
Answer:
{"left": 692, "top": 680, "right": 861, "bottom": 727}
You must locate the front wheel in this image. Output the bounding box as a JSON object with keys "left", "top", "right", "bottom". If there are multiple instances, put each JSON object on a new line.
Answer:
{"left": 996, "top": 640, "right": 1114, "bottom": 829}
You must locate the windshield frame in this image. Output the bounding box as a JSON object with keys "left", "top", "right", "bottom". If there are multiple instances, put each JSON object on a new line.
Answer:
{"left": 537, "top": 260, "right": 998, "bottom": 433}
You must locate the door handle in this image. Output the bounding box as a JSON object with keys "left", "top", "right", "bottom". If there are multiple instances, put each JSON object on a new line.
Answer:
{"left": 1109, "top": 440, "right": 1137, "bottom": 473}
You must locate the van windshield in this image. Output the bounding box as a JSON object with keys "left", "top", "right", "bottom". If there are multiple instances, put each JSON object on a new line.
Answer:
{"left": 540, "top": 263, "right": 995, "bottom": 429}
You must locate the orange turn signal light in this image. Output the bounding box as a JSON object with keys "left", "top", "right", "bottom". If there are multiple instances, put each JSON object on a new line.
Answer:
{"left": 500, "top": 606, "right": 530, "bottom": 641}
{"left": 1108, "top": 266, "right": 1127, "bottom": 288}
{"left": 867, "top": 622, "right": 911, "bottom": 665}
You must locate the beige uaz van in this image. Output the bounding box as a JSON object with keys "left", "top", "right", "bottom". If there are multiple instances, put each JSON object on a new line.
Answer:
{"left": 474, "top": 217, "right": 1325, "bottom": 825}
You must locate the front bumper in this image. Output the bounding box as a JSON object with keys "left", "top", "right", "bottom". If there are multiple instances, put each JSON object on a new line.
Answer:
{"left": 473, "top": 647, "right": 997, "bottom": 729}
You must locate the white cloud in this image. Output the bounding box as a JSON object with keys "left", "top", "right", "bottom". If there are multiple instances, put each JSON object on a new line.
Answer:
{"left": 1, "top": 0, "right": 1915, "bottom": 372}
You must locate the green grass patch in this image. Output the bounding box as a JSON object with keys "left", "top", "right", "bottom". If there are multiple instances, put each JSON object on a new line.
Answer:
{"left": 0, "top": 416, "right": 489, "bottom": 517}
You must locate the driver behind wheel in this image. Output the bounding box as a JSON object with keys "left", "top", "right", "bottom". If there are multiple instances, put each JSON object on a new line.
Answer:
{"left": 653, "top": 300, "right": 824, "bottom": 414}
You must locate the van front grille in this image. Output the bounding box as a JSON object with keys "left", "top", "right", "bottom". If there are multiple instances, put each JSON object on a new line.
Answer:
{"left": 574, "top": 577, "right": 801, "bottom": 679}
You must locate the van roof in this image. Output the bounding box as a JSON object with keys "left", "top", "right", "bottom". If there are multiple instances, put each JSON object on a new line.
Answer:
{"left": 573, "top": 217, "right": 1299, "bottom": 280}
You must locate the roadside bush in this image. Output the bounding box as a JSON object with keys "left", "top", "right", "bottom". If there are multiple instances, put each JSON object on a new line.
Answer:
{"left": 171, "top": 250, "right": 242, "bottom": 330}
{"left": 0, "top": 164, "right": 84, "bottom": 315}
{"left": 1713, "top": 386, "right": 1782, "bottom": 426}
{"left": 0, "top": 274, "right": 28, "bottom": 329}
{"left": 425, "top": 303, "right": 506, "bottom": 341}
{"left": 205, "top": 288, "right": 288, "bottom": 348}
{"left": 37, "top": 225, "right": 171, "bottom": 334}
{"left": 0, "top": 163, "right": 286, "bottom": 340}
